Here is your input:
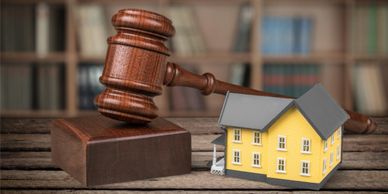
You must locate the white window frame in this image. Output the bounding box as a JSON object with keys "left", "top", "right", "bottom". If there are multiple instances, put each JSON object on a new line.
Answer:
{"left": 233, "top": 128, "right": 242, "bottom": 143}
{"left": 252, "top": 131, "right": 262, "bottom": 145}
{"left": 300, "top": 160, "right": 311, "bottom": 176}
{"left": 301, "top": 138, "right": 311, "bottom": 154}
{"left": 232, "top": 149, "right": 241, "bottom": 165}
{"left": 322, "top": 158, "right": 327, "bottom": 174}
{"left": 252, "top": 152, "right": 261, "bottom": 168}
{"left": 331, "top": 135, "right": 335, "bottom": 145}
{"left": 277, "top": 135, "right": 287, "bottom": 151}
{"left": 337, "top": 127, "right": 342, "bottom": 139}
{"left": 330, "top": 152, "right": 334, "bottom": 166}
{"left": 323, "top": 140, "right": 328, "bottom": 152}
{"left": 336, "top": 146, "right": 341, "bottom": 160}
{"left": 276, "top": 157, "right": 286, "bottom": 173}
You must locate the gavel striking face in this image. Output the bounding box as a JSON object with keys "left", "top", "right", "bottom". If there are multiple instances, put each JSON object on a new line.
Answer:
{"left": 95, "top": 9, "right": 377, "bottom": 134}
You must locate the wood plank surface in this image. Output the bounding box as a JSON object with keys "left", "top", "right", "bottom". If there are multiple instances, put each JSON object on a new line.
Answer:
{"left": 2, "top": 191, "right": 386, "bottom": 194}
{"left": 2, "top": 133, "right": 388, "bottom": 152}
{"left": 1, "top": 117, "right": 388, "bottom": 193}
{"left": 2, "top": 117, "right": 387, "bottom": 135}
{"left": 1, "top": 151, "right": 388, "bottom": 170}
{"left": 1, "top": 170, "right": 388, "bottom": 190}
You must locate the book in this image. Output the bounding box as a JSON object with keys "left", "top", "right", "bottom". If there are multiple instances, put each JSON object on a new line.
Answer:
{"left": 353, "top": 63, "right": 387, "bottom": 116}
{"left": 78, "top": 64, "right": 104, "bottom": 110}
{"left": 351, "top": 4, "right": 388, "bottom": 54}
{"left": 263, "top": 64, "right": 320, "bottom": 98}
{"left": 37, "top": 64, "right": 65, "bottom": 110}
{"left": 261, "top": 16, "right": 313, "bottom": 55}
{"left": 168, "top": 5, "right": 207, "bottom": 56}
{"left": 76, "top": 5, "right": 108, "bottom": 57}
{"left": 1, "top": 4, "right": 35, "bottom": 52}
{"left": 0, "top": 64, "right": 33, "bottom": 110}
{"left": 36, "top": 2, "right": 49, "bottom": 56}
{"left": 233, "top": 2, "right": 253, "bottom": 53}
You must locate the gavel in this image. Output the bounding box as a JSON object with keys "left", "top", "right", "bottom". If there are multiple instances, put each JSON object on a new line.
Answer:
{"left": 95, "top": 9, "right": 377, "bottom": 134}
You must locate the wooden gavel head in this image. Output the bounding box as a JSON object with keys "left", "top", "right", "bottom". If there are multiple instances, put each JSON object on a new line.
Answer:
{"left": 95, "top": 9, "right": 175, "bottom": 124}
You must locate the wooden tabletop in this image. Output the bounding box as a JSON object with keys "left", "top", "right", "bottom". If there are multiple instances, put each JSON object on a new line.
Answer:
{"left": 1, "top": 117, "right": 388, "bottom": 193}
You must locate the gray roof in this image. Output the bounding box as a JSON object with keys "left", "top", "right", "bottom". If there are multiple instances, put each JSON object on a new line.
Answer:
{"left": 218, "top": 93, "right": 293, "bottom": 130}
{"left": 295, "top": 84, "right": 349, "bottom": 139}
{"left": 218, "top": 84, "right": 349, "bottom": 140}
{"left": 211, "top": 134, "right": 225, "bottom": 145}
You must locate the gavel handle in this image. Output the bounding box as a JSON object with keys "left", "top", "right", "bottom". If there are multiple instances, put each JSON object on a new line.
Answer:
{"left": 164, "top": 62, "right": 377, "bottom": 134}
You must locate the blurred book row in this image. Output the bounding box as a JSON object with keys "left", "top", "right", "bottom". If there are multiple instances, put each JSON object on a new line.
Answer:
{"left": 0, "top": 3, "right": 65, "bottom": 54}
{"left": 0, "top": 2, "right": 387, "bottom": 116}
{"left": 0, "top": 64, "right": 65, "bottom": 110}
{"left": 353, "top": 63, "right": 387, "bottom": 116}
{"left": 350, "top": 4, "right": 388, "bottom": 55}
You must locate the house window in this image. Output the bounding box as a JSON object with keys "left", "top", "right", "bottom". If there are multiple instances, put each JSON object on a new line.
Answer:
{"left": 323, "top": 140, "right": 328, "bottom": 152}
{"left": 233, "top": 129, "right": 241, "bottom": 143}
{"left": 331, "top": 135, "right": 335, "bottom": 145}
{"left": 330, "top": 152, "right": 334, "bottom": 166}
{"left": 277, "top": 136, "right": 287, "bottom": 151}
{"left": 252, "top": 152, "right": 261, "bottom": 167}
{"left": 338, "top": 127, "right": 342, "bottom": 139}
{"left": 301, "top": 138, "right": 311, "bottom": 153}
{"left": 336, "top": 146, "right": 341, "bottom": 160}
{"left": 276, "top": 158, "right": 286, "bottom": 173}
{"left": 232, "top": 150, "right": 241, "bottom": 164}
{"left": 252, "top": 131, "right": 261, "bottom": 145}
{"left": 300, "top": 160, "right": 310, "bottom": 176}
{"left": 322, "top": 159, "right": 327, "bottom": 174}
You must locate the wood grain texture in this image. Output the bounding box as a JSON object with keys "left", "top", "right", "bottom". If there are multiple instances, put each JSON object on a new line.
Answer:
{"left": 93, "top": 8, "right": 375, "bottom": 133}
{"left": 50, "top": 116, "right": 191, "bottom": 186}
{"left": 2, "top": 134, "right": 388, "bottom": 152}
{"left": 1, "top": 170, "right": 388, "bottom": 190}
{"left": 2, "top": 151, "right": 388, "bottom": 170}
{"left": 3, "top": 117, "right": 388, "bottom": 135}
{"left": 2, "top": 191, "right": 386, "bottom": 194}
{"left": 0, "top": 117, "right": 387, "bottom": 193}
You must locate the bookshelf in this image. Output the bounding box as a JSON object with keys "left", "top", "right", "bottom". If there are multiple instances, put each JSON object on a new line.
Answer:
{"left": 1, "top": 0, "right": 387, "bottom": 118}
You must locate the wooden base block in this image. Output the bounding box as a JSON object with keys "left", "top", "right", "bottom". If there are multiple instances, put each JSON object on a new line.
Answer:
{"left": 51, "top": 115, "right": 191, "bottom": 186}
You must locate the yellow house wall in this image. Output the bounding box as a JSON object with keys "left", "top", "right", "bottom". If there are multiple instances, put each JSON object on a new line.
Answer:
{"left": 265, "top": 107, "right": 323, "bottom": 183}
{"left": 225, "top": 106, "right": 343, "bottom": 184}
{"left": 320, "top": 127, "right": 342, "bottom": 180}
{"left": 225, "top": 128, "right": 268, "bottom": 175}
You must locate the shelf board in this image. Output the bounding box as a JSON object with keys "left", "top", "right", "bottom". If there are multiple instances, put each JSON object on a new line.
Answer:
{"left": 1, "top": 52, "right": 67, "bottom": 63}
{"left": 160, "top": 109, "right": 220, "bottom": 117}
{"left": 348, "top": 54, "right": 388, "bottom": 61}
{"left": 78, "top": 52, "right": 252, "bottom": 65}
{"left": 1, "top": 110, "right": 69, "bottom": 118}
{"left": 262, "top": 53, "right": 345, "bottom": 63}
{"left": 171, "top": 53, "right": 252, "bottom": 65}
{"left": 2, "top": 0, "right": 66, "bottom": 4}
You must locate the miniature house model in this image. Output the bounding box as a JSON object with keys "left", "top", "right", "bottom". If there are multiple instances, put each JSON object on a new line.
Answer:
{"left": 211, "top": 84, "right": 349, "bottom": 190}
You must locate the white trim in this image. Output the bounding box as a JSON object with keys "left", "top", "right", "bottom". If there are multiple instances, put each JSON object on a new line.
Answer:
{"left": 301, "top": 137, "right": 311, "bottom": 154}
{"left": 232, "top": 149, "right": 241, "bottom": 165}
{"left": 300, "top": 160, "right": 311, "bottom": 176}
{"left": 251, "top": 131, "right": 262, "bottom": 145}
{"left": 323, "top": 140, "right": 328, "bottom": 152}
{"left": 331, "top": 135, "right": 335, "bottom": 145}
{"left": 336, "top": 146, "right": 341, "bottom": 160}
{"left": 252, "top": 152, "right": 261, "bottom": 168}
{"left": 232, "top": 128, "right": 242, "bottom": 143}
{"left": 337, "top": 127, "right": 342, "bottom": 139}
{"left": 322, "top": 158, "right": 327, "bottom": 174}
{"left": 277, "top": 135, "right": 287, "bottom": 151}
{"left": 276, "top": 157, "right": 286, "bottom": 173}
{"left": 330, "top": 152, "right": 334, "bottom": 166}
